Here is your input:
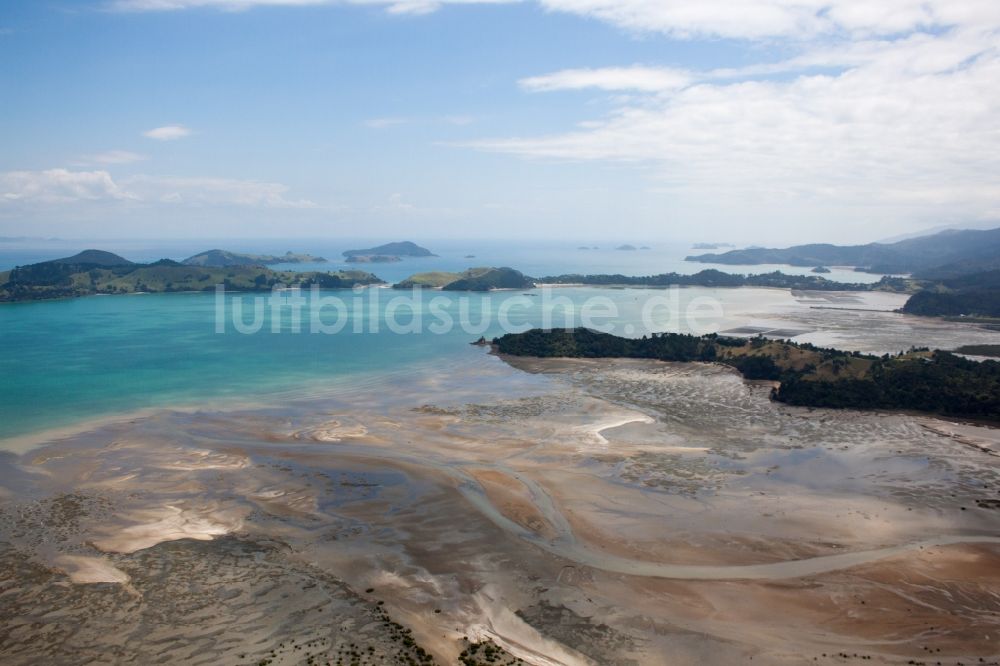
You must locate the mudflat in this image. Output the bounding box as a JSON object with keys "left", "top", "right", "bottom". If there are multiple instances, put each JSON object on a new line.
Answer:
{"left": 1, "top": 354, "right": 998, "bottom": 664}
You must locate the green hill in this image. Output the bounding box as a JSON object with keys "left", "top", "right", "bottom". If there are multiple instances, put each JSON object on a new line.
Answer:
{"left": 0, "top": 253, "right": 382, "bottom": 302}
{"left": 182, "top": 249, "right": 326, "bottom": 267}
{"left": 342, "top": 241, "right": 435, "bottom": 258}
{"left": 394, "top": 267, "right": 534, "bottom": 291}
{"left": 686, "top": 227, "right": 1000, "bottom": 276}
{"left": 901, "top": 270, "right": 1000, "bottom": 318}
{"left": 47, "top": 249, "right": 133, "bottom": 267}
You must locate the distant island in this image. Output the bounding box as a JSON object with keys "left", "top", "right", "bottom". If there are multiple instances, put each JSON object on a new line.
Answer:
{"left": 0, "top": 250, "right": 382, "bottom": 302}
{"left": 393, "top": 267, "right": 914, "bottom": 293}
{"left": 342, "top": 241, "right": 436, "bottom": 264}
{"left": 686, "top": 227, "right": 1000, "bottom": 276}
{"left": 536, "top": 269, "right": 910, "bottom": 292}
{"left": 495, "top": 328, "right": 1000, "bottom": 422}
{"left": 345, "top": 254, "right": 402, "bottom": 264}
{"left": 691, "top": 242, "right": 736, "bottom": 250}
{"left": 811, "top": 266, "right": 831, "bottom": 274}
{"left": 616, "top": 244, "right": 638, "bottom": 251}
{"left": 182, "top": 249, "right": 327, "bottom": 267}
{"left": 394, "top": 267, "right": 534, "bottom": 291}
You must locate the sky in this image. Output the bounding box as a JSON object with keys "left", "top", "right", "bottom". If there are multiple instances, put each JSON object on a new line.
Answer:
{"left": 1, "top": 0, "right": 999, "bottom": 244}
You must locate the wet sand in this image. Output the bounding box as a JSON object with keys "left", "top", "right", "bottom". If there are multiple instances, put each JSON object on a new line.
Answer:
{"left": 1, "top": 347, "right": 999, "bottom": 665}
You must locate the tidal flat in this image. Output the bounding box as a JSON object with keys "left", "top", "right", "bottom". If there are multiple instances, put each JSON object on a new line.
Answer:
{"left": 2, "top": 352, "right": 1000, "bottom": 664}
{"left": 2, "top": 293, "right": 1000, "bottom": 665}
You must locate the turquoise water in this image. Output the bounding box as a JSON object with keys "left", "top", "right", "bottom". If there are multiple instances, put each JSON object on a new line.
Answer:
{"left": 1, "top": 285, "right": 754, "bottom": 442}
{"left": 0, "top": 239, "right": 894, "bottom": 444}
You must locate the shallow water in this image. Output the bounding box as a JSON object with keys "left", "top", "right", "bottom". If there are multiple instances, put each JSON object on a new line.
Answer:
{"left": 3, "top": 285, "right": 998, "bottom": 443}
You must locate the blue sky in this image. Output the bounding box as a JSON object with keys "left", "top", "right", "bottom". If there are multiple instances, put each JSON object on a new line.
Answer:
{"left": 1, "top": 1, "right": 998, "bottom": 243}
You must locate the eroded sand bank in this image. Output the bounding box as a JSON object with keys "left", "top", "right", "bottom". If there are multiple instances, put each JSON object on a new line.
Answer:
{"left": 1, "top": 353, "right": 999, "bottom": 665}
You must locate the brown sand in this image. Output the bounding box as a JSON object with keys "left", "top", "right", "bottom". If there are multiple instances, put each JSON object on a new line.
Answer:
{"left": 2, "top": 356, "right": 1000, "bottom": 665}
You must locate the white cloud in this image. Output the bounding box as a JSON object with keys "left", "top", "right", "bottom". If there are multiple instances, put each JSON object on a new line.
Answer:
{"left": 0, "top": 169, "right": 315, "bottom": 209}
{"left": 143, "top": 125, "right": 192, "bottom": 141}
{"left": 470, "top": 26, "right": 1000, "bottom": 228}
{"left": 521, "top": 66, "right": 691, "bottom": 92}
{"left": 536, "top": 0, "right": 1000, "bottom": 39}
{"left": 84, "top": 0, "right": 1000, "bottom": 235}
{"left": 0, "top": 169, "right": 135, "bottom": 204}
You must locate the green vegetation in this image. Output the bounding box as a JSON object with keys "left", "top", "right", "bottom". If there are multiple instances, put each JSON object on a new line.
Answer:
{"left": 182, "top": 249, "right": 327, "bottom": 267}
{"left": 0, "top": 254, "right": 382, "bottom": 302}
{"left": 48, "top": 249, "right": 133, "bottom": 266}
{"left": 537, "top": 269, "right": 909, "bottom": 292}
{"left": 343, "top": 241, "right": 436, "bottom": 259}
{"left": 394, "top": 271, "right": 466, "bottom": 288}
{"left": 395, "top": 267, "right": 534, "bottom": 291}
{"left": 495, "top": 328, "right": 1000, "bottom": 422}
{"left": 442, "top": 267, "right": 533, "bottom": 291}
{"left": 901, "top": 270, "right": 1000, "bottom": 317}
{"left": 955, "top": 344, "right": 1000, "bottom": 358}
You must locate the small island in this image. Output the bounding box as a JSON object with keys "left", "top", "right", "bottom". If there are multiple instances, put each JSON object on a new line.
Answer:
{"left": 342, "top": 241, "right": 436, "bottom": 264}
{"left": 812, "top": 266, "right": 832, "bottom": 273}
{"left": 616, "top": 244, "right": 638, "bottom": 251}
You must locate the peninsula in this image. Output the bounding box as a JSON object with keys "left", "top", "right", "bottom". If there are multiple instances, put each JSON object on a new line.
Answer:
{"left": 394, "top": 267, "right": 534, "bottom": 291}
{"left": 182, "top": 249, "right": 327, "bottom": 267}
{"left": 0, "top": 251, "right": 382, "bottom": 302}
{"left": 495, "top": 328, "right": 1000, "bottom": 422}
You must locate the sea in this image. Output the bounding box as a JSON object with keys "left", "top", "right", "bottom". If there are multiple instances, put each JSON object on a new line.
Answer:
{"left": 0, "top": 238, "right": 987, "bottom": 445}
